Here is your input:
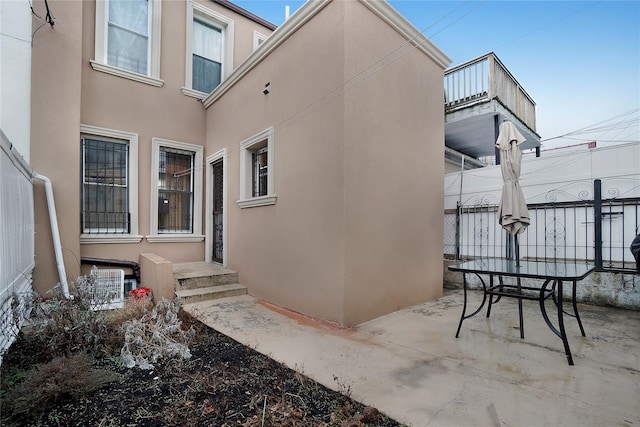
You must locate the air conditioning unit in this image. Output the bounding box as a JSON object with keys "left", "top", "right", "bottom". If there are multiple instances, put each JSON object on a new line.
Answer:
{"left": 93, "top": 269, "right": 125, "bottom": 310}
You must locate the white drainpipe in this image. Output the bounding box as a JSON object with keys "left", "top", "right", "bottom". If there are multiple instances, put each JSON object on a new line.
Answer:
{"left": 33, "top": 172, "right": 71, "bottom": 298}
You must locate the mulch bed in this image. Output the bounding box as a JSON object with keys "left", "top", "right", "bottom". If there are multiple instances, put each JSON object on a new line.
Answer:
{"left": 1, "top": 313, "right": 402, "bottom": 427}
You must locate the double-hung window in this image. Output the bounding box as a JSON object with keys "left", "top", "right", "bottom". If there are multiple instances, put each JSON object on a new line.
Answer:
{"left": 149, "top": 139, "right": 203, "bottom": 242}
{"left": 182, "top": 3, "right": 234, "bottom": 97}
{"left": 192, "top": 18, "right": 222, "bottom": 93}
{"left": 80, "top": 125, "right": 140, "bottom": 243}
{"left": 107, "top": 0, "right": 150, "bottom": 75}
{"left": 91, "top": 0, "right": 163, "bottom": 86}
{"left": 158, "top": 148, "right": 194, "bottom": 233}
{"left": 238, "top": 128, "right": 276, "bottom": 208}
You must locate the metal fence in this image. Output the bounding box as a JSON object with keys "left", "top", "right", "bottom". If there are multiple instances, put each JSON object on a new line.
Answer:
{"left": 445, "top": 179, "right": 640, "bottom": 273}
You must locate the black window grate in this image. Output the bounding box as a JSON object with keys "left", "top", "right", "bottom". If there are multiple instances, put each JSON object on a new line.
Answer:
{"left": 252, "top": 146, "right": 268, "bottom": 197}
{"left": 158, "top": 148, "right": 194, "bottom": 233}
{"left": 82, "top": 137, "right": 130, "bottom": 234}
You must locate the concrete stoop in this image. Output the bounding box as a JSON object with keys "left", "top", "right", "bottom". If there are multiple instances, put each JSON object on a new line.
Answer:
{"left": 173, "top": 262, "right": 247, "bottom": 304}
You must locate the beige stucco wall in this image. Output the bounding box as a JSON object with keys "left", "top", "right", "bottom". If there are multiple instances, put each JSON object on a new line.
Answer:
{"left": 31, "top": 0, "right": 84, "bottom": 295}
{"left": 341, "top": 0, "right": 445, "bottom": 324}
{"left": 206, "top": 2, "right": 347, "bottom": 323}
{"left": 206, "top": 1, "right": 447, "bottom": 326}
{"left": 78, "top": 0, "right": 206, "bottom": 265}
{"left": 31, "top": 0, "right": 274, "bottom": 293}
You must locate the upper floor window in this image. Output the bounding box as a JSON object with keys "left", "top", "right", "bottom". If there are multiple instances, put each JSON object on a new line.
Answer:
{"left": 80, "top": 125, "right": 141, "bottom": 243}
{"left": 192, "top": 17, "right": 222, "bottom": 93}
{"left": 148, "top": 138, "right": 204, "bottom": 242}
{"left": 253, "top": 31, "right": 267, "bottom": 51}
{"left": 91, "top": 0, "right": 163, "bottom": 87}
{"left": 107, "top": 0, "right": 149, "bottom": 75}
{"left": 182, "top": 2, "right": 234, "bottom": 98}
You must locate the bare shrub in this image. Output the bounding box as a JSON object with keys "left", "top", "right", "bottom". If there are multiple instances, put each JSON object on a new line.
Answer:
{"left": 2, "top": 352, "right": 119, "bottom": 424}
{"left": 120, "top": 298, "right": 195, "bottom": 369}
{"left": 7, "top": 270, "right": 151, "bottom": 366}
{"left": 18, "top": 273, "right": 117, "bottom": 362}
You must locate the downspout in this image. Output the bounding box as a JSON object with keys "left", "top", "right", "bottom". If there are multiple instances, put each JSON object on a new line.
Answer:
{"left": 33, "top": 172, "right": 71, "bottom": 298}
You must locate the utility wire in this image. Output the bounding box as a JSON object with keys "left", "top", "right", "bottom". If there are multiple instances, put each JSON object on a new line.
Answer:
{"left": 29, "top": 0, "right": 54, "bottom": 44}
{"left": 272, "top": 1, "right": 485, "bottom": 136}
{"left": 492, "top": 1, "right": 600, "bottom": 51}
{"left": 541, "top": 108, "right": 640, "bottom": 143}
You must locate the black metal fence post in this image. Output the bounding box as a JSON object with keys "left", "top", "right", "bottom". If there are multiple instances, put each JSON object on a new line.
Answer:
{"left": 455, "top": 201, "right": 461, "bottom": 260}
{"left": 594, "top": 179, "right": 603, "bottom": 271}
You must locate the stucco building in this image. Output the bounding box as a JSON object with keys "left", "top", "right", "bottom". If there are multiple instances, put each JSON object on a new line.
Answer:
{"left": 29, "top": 0, "right": 450, "bottom": 326}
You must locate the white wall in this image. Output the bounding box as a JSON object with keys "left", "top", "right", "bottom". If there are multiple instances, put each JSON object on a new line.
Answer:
{"left": 0, "top": 0, "right": 32, "bottom": 161}
{"left": 445, "top": 143, "right": 640, "bottom": 210}
{"left": 444, "top": 143, "right": 640, "bottom": 310}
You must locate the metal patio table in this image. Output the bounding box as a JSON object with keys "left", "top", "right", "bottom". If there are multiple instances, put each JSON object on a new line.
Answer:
{"left": 449, "top": 259, "right": 595, "bottom": 365}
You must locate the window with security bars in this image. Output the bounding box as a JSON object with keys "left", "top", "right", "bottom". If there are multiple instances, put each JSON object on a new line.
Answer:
{"left": 82, "top": 136, "right": 130, "bottom": 233}
{"left": 237, "top": 128, "right": 275, "bottom": 209}
{"left": 252, "top": 146, "right": 268, "bottom": 197}
{"left": 158, "top": 148, "right": 195, "bottom": 233}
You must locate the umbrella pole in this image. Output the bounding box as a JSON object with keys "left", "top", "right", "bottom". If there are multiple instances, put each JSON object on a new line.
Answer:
{"left": 515, "top": 234, "right": 520, "bottom": 266}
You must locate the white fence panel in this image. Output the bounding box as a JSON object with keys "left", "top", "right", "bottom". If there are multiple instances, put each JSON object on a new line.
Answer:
{"left": 0, "top": 132, "right": 34, "bottom": 362}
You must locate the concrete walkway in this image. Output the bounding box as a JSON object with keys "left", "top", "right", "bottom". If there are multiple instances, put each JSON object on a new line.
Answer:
{"left": 183, "top": 288, "right": 640, "bottom": 427}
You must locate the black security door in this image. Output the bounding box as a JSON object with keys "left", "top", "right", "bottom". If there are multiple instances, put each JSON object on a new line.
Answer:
{"left": 212, "top": 160, "right": 223, "bottom": 263}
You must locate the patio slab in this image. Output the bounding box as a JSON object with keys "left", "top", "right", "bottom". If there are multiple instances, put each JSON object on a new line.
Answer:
{"left": 183, "top": 288, "right": 640, "bottom": 427}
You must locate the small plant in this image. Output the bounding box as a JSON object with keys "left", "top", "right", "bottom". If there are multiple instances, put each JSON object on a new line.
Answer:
{"left": 332, "top": 374, "right": 353, "bottom": 398}
{"left": 2, "top": 352, "right": 119, "bottom": 424}
{"left": 120, "top": 298, "right": 195, "bottom": 369}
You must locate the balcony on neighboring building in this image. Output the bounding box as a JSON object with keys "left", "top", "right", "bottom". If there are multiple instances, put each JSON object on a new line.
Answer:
{"left": 444, "top": 52, "right": 541, "bottom": 171}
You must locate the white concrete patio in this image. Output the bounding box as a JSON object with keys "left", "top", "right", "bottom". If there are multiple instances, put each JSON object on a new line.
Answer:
{"left": 183, "top": 288, "right": 640, "bottom": 427}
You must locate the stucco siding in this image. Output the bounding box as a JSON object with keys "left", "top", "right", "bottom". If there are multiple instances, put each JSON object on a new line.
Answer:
{"left": 206, "top": 2, "right": 347, "bottom": 323}
{"left": 342, "top": 0, "right": 445, "bottom": 324}
{"left": 31, "top": 0, "right": 275, "bottom": 292}
{"left": 206, "top": 0, "right": 448, "bottom": 325}
{"left": 31, "top": 0, "right": 84, "bottom": 294}
{"left": 79, "top": 0, "right": 206, "bottom": 264}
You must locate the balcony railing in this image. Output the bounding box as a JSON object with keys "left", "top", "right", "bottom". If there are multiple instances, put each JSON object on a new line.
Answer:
{"left": 444, "top": 52, "right": 537, "bottom": 132}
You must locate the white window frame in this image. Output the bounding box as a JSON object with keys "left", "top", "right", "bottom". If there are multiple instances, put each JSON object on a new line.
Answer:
{"left": 91, "top": 0, "right": 164, "bottom": 87}
{"left": 80, "top": 124, "right": 142, "bottom": 244}
{"left": 237, "top": 128, "right": 276, "bottom": 209}
{"left": 147, "top": 138, "right": 204, "bottom": 243}
{"left": 182, "top": 1, "right": 234, "bottom": 98}
{"left": 253, "top": 30, "right": 267, "bottom": 51}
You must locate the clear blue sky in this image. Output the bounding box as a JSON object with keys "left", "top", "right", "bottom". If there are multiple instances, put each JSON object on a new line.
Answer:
{"left": 233, "top": 1, "right": 640, "bottom": 149}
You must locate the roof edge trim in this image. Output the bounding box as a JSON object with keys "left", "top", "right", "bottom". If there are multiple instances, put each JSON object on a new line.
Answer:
{"left": 212, "top": 0, "right": 277, "bottom": 30}
{"left": 359, "top": 0, "right": 451, "bottom": 70}
{"left": 203, "top": 0, "right": 331, "bottom": 108}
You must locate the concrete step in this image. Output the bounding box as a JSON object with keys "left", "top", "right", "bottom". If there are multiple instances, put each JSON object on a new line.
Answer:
{"left": 175, "top": 283, "right": 247, "bottom": 304}
{"left": 173, "top": 262, "right": 239, "bottom": 290}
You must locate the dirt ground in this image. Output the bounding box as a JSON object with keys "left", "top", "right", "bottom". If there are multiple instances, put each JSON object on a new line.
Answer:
{"left": 1, "top": 312, "right": 402, "bottom": 427}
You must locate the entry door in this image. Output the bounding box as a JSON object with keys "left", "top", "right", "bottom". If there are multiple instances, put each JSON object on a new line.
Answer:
{"left": 212, "top": 160, "right": 223, "bottom": 263}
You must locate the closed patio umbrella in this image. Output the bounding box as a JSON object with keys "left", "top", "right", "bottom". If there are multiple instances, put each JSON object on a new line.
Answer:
{"left": 496, "top": 121, "right": 529, "bottom": 261}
